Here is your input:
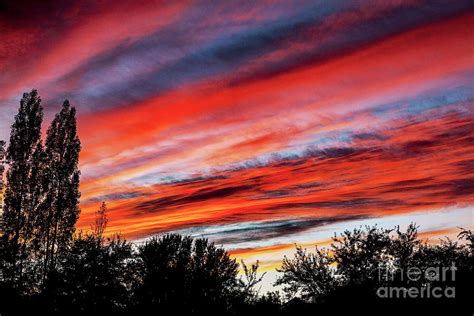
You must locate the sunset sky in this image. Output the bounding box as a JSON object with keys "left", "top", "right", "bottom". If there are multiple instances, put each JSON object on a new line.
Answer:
{"left": 1, "top": 0, "right": 473, "bottom": 283}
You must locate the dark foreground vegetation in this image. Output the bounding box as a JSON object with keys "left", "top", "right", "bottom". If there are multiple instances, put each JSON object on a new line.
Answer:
{"left": 0, "top": 91, "right": 472, "bottom": 314}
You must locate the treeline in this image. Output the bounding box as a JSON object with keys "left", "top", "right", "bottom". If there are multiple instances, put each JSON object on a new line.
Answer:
{"left": 0, "top": 90, "right": 473, "bottom": 314}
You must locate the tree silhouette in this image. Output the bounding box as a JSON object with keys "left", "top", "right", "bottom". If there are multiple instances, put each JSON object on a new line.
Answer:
{"left": 134, "top": 234, "right": 240, "bottom": 313}
{"left": 240, "top": 259, "right": 266, "bottom": 303}
{"left": 51, "top": 233, "right": 136, "bottom": 313}
{"left": 276, "top": 245, "right": 339, "bottom": 302}
{"left": 276, "top": 223, "right": 473, "bottom": 312}
{"left": 40, "top": 100, "right": 81, "bottom": 289}
{"left": 93, "top": 202, "right": 108, "bottom": 242}
{"left": 1, "top": 89, "right": 44, "bottom": 292}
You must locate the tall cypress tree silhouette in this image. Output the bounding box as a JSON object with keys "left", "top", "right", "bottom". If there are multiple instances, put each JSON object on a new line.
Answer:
{"left": 40, "top": 100, "right": 81, "bottom": 288}
{"left": 1, "top": 90, "right": 43, "bottom": 291}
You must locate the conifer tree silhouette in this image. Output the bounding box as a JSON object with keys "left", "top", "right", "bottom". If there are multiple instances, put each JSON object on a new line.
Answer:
{"left": 1, "top": 90, "right": 43, "bottom": 291}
